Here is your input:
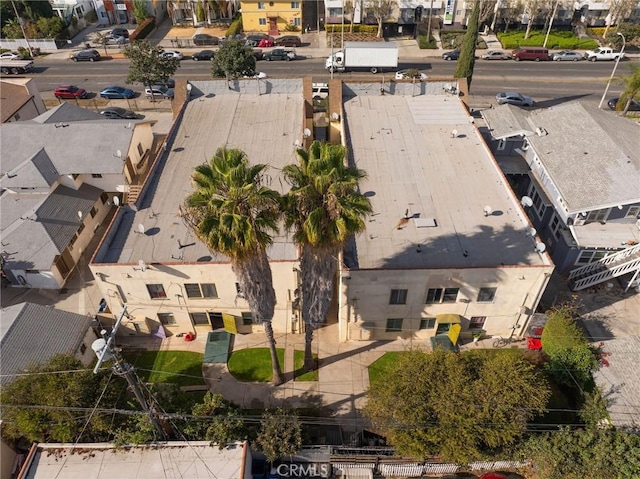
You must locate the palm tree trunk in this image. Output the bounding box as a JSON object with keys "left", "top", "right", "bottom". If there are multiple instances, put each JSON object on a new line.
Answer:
{"left": 263, "top": 320, "right": 283, "bottom": 386}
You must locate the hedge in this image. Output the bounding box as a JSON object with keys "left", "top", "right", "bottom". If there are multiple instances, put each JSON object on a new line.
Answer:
{"left": 326, "top": 24, "right": 378, "bottom": 34}
{"left": 130, "top": 16, "right": 155, "bottom": 41}
{"left": 418, "top": 35, "right": 437, "bottom": 49}
{"left": 226, "top": 16, "right": 242, "bottom": 37}
{"left": 498, "top": 30, "right": 597, "bottom": 49}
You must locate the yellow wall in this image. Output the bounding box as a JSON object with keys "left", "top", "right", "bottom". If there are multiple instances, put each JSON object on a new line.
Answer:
{"left": 240, "top": 0, "right": 302, "bottom": 33}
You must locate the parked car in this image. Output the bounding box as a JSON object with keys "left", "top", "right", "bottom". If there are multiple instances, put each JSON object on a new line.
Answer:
{"left": 274, "top": 35, "right": 302, "bottom": 47}
{"left": 495, "top": 91, "right": 534, "bottom": 107}
{"left": 264, "top": 48, "right": 296, "bottom": 61}
{"left": 252, "top": 49, "right": 265, "bottom": 61}
{"left": 100, "top": 85, "right": 135, "bottom": 99}
{"left": 70, "top": 49, "right": 101, "bottom": 62}
{"left": 551, "top": 50, "right": 583, "bottom": 61}
{"left": 105, "top": 35, "right": 128, "bottom": 45}
{"left": 312, "top": 82, "right": 329, "bottom": 100}
{"left": 110, "top": 27, "right": 129, "bottom": 38}
{"left": 607, "top": 97, "right": 640, "bottom": 111}
{"left": 192, "top": 50, "right": 215, "bottom": 61}
{"left": 54, "top": 85, "right": 88, "bottom": 99}
{"left": 482, "top": 50, "right": 510, "bottom": 60}
{"left": 442, "top": 49, "right": 460, "bottom": 61}
{"left": 246, "top": 33, "right": 269, "bottom": 44}
{"left": 192, "top": 33, "right": 219, "bottom": 46}
{"left": 512, "top": 46, "right": 550, "bottom": 61}
{"left": 395, "top": 69, "right": 428, "bottom": 80}
{"left": 145, "top": 85, "right": 174, "bottom": 99}
{"left": 99, "top": 106, "right": 138, "bottom": 119}
{"left": 257, "top": 38, "right": 275, "bottom": 48}
{"left": 160, "top": 50, "right": 183, "bottom": 60}
{"left": 0, "top": 51, "right": 27, "bottom": 60}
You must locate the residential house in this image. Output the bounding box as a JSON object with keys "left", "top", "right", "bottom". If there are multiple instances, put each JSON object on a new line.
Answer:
{"left": 17, "top": 441, "right": 253, "bottom": 478}
{"left": 94, "top": 0, "right": 167, "bottom": 25}
{"left": 1, "top": 103, "right": 154, "bottom": 289}
{"left": 0, "top": 302, "right": 97, "bottom": 385}
{"left": 241, "top": 0, "right": 303, "bottom": 34}
{"left": 167, "top": 0, "right": 237, "bottom": 25}
{"left": 0, "top": 79, "right": 46, "bottom": 123}
{"left": 481, "top": 102, "right": 640, "bottom": 291}
{"left": 51, "top": 0, "right": 95, "bottom": 24}
{"left": 90, "top": 78, "right": 553, "bottom": 346}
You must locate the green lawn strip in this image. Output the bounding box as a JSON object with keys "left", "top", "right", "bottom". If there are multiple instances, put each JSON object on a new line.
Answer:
{"left": 123, "top": 351, "right": 205, "bottom": 387}
{"left": 228, "top": 348, "right": 285, "bottom": 382}
{"left": 293, "top": 350, "right": 319, "bottom": 381}
{"left": 368, "top": 351, "right": 402, "bottom": 387}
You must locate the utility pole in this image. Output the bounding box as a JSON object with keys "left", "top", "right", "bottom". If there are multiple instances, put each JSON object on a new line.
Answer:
{"left": 11, "top": 0, "right": 34, "bottom": 57}
{"left": 92, "top": 306, "right": 168, "bottom": 440}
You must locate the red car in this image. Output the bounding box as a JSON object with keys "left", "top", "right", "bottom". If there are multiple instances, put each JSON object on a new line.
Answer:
{"left": 257, "top": 38, "right": 274, "bottom": 48}
{"left": 274, "top": 35, "right": 301, "bottom": 47}
{"left": 54, "top": 85, "right": 88, "bottom": 99}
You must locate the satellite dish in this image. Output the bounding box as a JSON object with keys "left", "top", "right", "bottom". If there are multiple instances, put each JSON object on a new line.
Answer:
{"left": 527, "top": 227, "right": 537, "bottom": 237}
{"left": 91, "top": 338, "right": 112, "bottom": 361}
{"left": 138, "top": 259, "right": 147, "bottom": 271}
{"left": 77, "top": 210, "right": 83, "bottom": 220}
{"left": 535, "top": 242, "right": 547, "bottom": 253}
{"left": 451, "top": 129, "right": 458, "bottom": 138}
{"left": 483, "top": 205, "right": 492, "bottom": 217}
{"left": 113, "top": 196, "right": 120, "bottom": 206}
{"left": 521, "top": 196, "right": 533, "bottom": 208}
{"left": 331, "top": 112, "right": 340, "bottom": 121}
{"left": 138, "top": 223, "right": 145, "bottom": 234}
{"left": 303, "top": 128, "right": 311, "bottom": 138}
{"left": 293, "top": 139, "right": 302, "bottom": 148}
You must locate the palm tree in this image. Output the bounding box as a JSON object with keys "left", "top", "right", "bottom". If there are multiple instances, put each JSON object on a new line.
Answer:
{"left": 613, "top": 64, "right": 640, "bottom": 116}
{"left": 184, "top": 147, "right": 284, "bottom": 385}
{"left": 283, "top": 141, "right": 372, "bottom": 371}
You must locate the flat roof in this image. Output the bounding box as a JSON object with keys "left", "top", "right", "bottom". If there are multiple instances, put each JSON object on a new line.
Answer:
{"left": 344, "top": 91, "right": 548, "bottom": 270}
{"left": 96, "top": 80, "right": 302, "bottom": 265}
{"left": 21, "top": 441, "right": 249, "bottom": 479}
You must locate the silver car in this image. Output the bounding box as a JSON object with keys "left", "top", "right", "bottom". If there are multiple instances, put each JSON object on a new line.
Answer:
{"left": 551, "top": 50, "right": 583, "bottom": 61}
{"left": 495, "top": 92, "right": 534, "bottom": 107}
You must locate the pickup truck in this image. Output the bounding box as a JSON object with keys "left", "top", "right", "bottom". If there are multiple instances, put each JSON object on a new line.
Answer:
{"left": 583, "top": 47, "right": 625, "bottom": 62}
{"left": 264, "top": 48, "right": 296, "bottom": 61}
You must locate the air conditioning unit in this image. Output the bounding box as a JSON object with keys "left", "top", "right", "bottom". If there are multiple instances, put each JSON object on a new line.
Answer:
{"left": 573, "top": 217, "right": 586, "bottom": 226}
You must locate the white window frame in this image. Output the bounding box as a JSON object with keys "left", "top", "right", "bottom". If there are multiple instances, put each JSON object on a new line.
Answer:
{"left": 497, "top": 139, "right": 506, "bottom": 151}
{"left": 586, "top": 208, "right": 609, "bottom": 224}
{"left": 549, "top": 213, "right": 561, "bottom": 240}
{"left": 625, "top": 206, "right": 640, "bottom": 218}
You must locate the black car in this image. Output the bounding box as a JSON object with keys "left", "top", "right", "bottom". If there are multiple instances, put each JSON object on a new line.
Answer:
{"left": 99, "top": 106, "right": 138, "bottom": 119}
{"left": 192, "top": 50, "right": 215, "bottom": 61}
{"left": 246, "top": 33, "right": 269, "bottom": 46}
{"left": 70, "top": 49, "right": 101, "bottom": 62}
{"left": 607, "top": 97, "right": 640, "bottom": 111}
{"left": 442, "top": 49, "right": 460, "bottom": 61}
{"left": 264, "top": 48, "right": 295, "bottom": 61}
{"left": 192, "top": 33, "right": 219, "bottom": 46}
{"left": 274, "top": 35, "right": 301, "bottom": 47}
{"left": 110, "top": 27, "right": 129, "bottom": 38}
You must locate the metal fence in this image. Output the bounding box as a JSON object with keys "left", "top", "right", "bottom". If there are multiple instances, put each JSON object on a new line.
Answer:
{"left": 0, "top": 38, "right": 61, "bottom": 51}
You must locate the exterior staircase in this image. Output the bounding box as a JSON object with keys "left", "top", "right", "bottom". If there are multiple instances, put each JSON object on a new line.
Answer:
{"left": 568, "top": 244, "right": 640, "bottom": 291}
{"left": 126, "top": 184, "right": 143, "bottom": 205}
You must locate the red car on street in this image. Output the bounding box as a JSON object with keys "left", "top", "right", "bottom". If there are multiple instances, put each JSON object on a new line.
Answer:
{"left": 257, "top": 38, "right": 274, "bottom": 48}
{"left": 54, "top": 85, "right": 88, "bottom": 99}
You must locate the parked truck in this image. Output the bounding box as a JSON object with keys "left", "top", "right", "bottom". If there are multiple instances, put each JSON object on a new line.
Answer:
{"left": 325, "top": 41, "right": 398, "bottom": 74}
{"left": 583, "top": 47, "right": 625, "bottom": 62}
{"left": 0, "top": 59, "right": 34, "bottom": 75}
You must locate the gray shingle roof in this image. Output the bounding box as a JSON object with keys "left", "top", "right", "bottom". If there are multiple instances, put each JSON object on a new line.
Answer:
{"left": 29, "top": 102, "right": 103, "bottom": 123}
{"left": 0, "top": 302, "right": 92, "bottom": 385}
{"left": 1, "top": 148, "right": 59, "bottom": 189}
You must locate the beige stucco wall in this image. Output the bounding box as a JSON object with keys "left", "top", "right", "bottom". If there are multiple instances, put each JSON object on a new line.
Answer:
{"left": 241, "top": 0, "right": 302, "bottom": 33}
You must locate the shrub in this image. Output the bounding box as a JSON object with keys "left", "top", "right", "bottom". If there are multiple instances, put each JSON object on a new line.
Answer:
{"left": 129, "top": 16, "right": 155, "bottom": 41}
{"left": 226, "top": 16, "right": 242, "bottom": 36}
{"left": 418, "top": 34, "right": 436, "bottom": 49}
{"left": 498, "top": 30, "right": 597, "bottom": 49}
{"left": 284, "top": 23, "right": 300, "bottom": 32}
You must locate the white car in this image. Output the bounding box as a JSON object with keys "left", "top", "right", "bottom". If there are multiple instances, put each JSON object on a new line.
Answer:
{"left": 160, "top": 50, "right": 183, "bottom": 60}
{"left": 145, "top": 85, "right": 175, "bottom": 99}
{"left": 0, "top": 51, "right": 26, "bottom": 60}
{"left": 243, "top": 71, "right": 268, "bottom": 79}
{"left": 395, "top": 69, "right": 428, "bottom": 80}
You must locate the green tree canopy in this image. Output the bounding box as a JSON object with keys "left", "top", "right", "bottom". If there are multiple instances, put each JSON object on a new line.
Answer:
{"left": 613, "top": 63, "right": 640, "bottom": 116}
{"left": 124, "top": 40, "right": 179, "bottom": 89}
{"left": 454, "top": 0, "right": 480, "bottom": 90}
{"left": 255, "top": 408, "right": 302, "bottom": 463}
{"left": 36, "top": 16, "right": 64, "bottom": 38}
{"left": 0, "top": 354, "right": 125, "bottom": 443}
{"left": 363, "top": 349, "right": 550, "bottom": 463}
{"left": 211, "top": 39, "right": 256, "bottom": 79}
{"left": 133, "top": 0, "right": 149, "bottom": 24}
{"left": 186, "top": 392, "right": 248, "bottom": 448}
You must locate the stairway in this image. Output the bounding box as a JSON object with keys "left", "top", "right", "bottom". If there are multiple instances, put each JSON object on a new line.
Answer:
{"left": 126, "top": 184, "right": 142, "bottom": 205}
{"left": 568, "top": 244, "right": 640, "bottom": 291}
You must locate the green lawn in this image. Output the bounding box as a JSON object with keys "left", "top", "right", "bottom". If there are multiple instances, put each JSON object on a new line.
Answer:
{"left": 123, "top": 351, "right": 205, "bottom": 387}
{"left": 294, "top": 350, "right": 319, "bottom": 381}
{"left": 368, "top": 351, "right": 402, "bottom": 386}
{"left": 228, "top": 348, "right": 285, "bottom": 382}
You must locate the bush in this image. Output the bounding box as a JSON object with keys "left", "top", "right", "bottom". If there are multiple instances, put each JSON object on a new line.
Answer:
{"left": 418, "top": 34, "right": 436, "bottom": 49}
{"left": 284, "top": 23, "right": 300, "bottom": 32}
{"left": 326, "top": 24, "right": 378, "bottom": 34}
{"left": 226, "top": 16, "right": 242, "bottom": 37}
{"left": 498, "top": 30, "right": 598, "bottom": 49}
{"left": 129, "top": 16, "right": 155, "bottom": 41}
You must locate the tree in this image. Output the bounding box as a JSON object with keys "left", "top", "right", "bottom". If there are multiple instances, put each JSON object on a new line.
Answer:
{"left": 186, "top": 392, "right": 248, "bottom": 447}
{"left": 133, "top": 0, "right": 149, "bottom": 24}
{"left": 211, "top": 39, "right": 256, "bottom": 81}
{"left": 124, "top": 40, "right": 179, "bottom": 99}
{"left": 522, "top": 0, "right": 547, "bottom": 39}
{"left": 184, "top": 148, "right": 284, "bottom": 385}
{"left": 603, "top": 0, "right": 637, "bottom": 37}
{"left": 541, "top": 305, "right": 599, "bottom": 389}
{"left": 363, "top": 349, "right": 550, "bottom": 463}
{"left": 613, "top": 63, "right": 640, "bottom": 116}
{"left": 36, "top": 16, "right": 64, "bottom": 38}
{"left": 454, "top": 0, "right": 480, "bottom": 90}
{"left": 196, "top": 0, "right": 206, "bottom": 22}
{"left": 523, "top": 428, "right": 640, "bottom": 479}
{"left": 255, "top": 408, "right": 302, "bottom": 464}
{"left": 0, "top": 354, "right": 125, "bottom": 443}
{"left": 94, "top": 31, "right": 111, "bottom": 55}
{"left": 344, "top": 1, "right": 355, "bottom": 33}
{"left": 365, "top": 0, "right": 396, "bottom": 38}
{"left": 282, "top": 142, "right": 371, "bottom": 371}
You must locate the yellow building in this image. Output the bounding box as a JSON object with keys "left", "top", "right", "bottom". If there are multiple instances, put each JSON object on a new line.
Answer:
{"left": 240, "top": 0, "right": 302, "bottom": 35}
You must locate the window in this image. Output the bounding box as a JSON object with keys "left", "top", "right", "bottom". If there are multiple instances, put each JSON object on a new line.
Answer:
{"left": 291, "top": 1, "right": 300, "bottom": 8}
{"left": 92, "top": 173, "right": 103, "bottom": 178}
{"left": 385, "top": 318, "right": 403, "bottom": 332}
{"left": 586, "top": 208, "right": 609, "bottom": 224}
{"left": 419, "top": 317, "right": 436, "bottom": 330}
{"left": 527, "top": 186, "right": 547, "bottom": 219}
{"left": 68, "top": 233, "right": 78, "bottom": 249}
{"left": 157, "top": 312, "right": 176, "bottom": 325}
{"left": 328, "top": 7, "right": 343, "bottom": 16}
{"left": 293, "top": 17, "right": 301, "bottom": 26}
{"left": 147, "top": 284, "right": 167, "bottom": 299}
{"left": 190, "top": 312, "right": 209, "bottom": 325}
{"left": 625, "top": 206, "right": 640, "bottom": 218}
{"left": 101, "top": 192, "right": 109, "bottom": 204}
{"left": 426, "top": 288, "right": 458, "bottom": 303}
{"left": 477, "top": 287, "right": 496, "bottom": 302}
{"left": 184, "top": 283, "right": 202, "bottom": 298}
{"left": 242, "top": 312, "right": 253, "bottom": 325}
{"left": 258, "top": 1, "right": 265, "bottom": 8}
{"left": 77, "top": 223, "right": 85, "bottom": 235}
{"left": 469, "top": 316, "right": 486, "bottom": 329}
{"left": 497, "top": 139, "right": 506, "bottom": 151}
{"left": 259, "top": 18, "right": 266, "bottom": 25}
{"left": 137, "top": 143, "right": 144, "bottom": 156}
{"left": 576, "top": 250, "right": 608, "bottom": 264}
{"left": 90, "top": 206, "right": 98, "bottom": 218}
{"left": 185, "top": 283, "right": 218, "bottom": 298}
{"left": 389, "top": 289, "right": 407, "bottom": 304}
{"left": 549, "top": 213, "right": 561, "bottom": 240}
{"left": 201, "top": 283, "right": 218, "bottom": 298}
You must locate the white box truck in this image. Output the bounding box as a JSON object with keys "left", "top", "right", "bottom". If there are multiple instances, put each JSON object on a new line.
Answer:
{"left": 325, "top": 41, "right": 398, "bottom": 74}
